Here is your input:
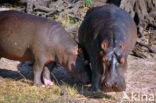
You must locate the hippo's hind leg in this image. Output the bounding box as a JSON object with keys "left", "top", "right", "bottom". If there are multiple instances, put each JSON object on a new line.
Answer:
{"left": 43, "top": 63, "right": 56, "bottom": 86}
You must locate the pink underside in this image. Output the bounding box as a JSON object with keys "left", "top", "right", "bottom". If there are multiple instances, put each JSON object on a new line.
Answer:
{"left": 43, "top": 77, "right": 54, "bottom": 86}
{"left": 42, "top": 85, "right": 45, "bottom": 87}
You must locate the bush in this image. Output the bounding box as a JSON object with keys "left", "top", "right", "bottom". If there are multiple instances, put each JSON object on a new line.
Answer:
{"left": 83, "top": 0, "right": 93, "bottom": 6}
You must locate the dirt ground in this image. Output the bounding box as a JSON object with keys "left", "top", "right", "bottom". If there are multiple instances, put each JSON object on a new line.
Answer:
{"left": 0, "top": 51, "right": 155, "bottom": 103}
{"left": 120, "top": 53, "right": 156, "bottom": 102}
{"left": 127, "top": 53, "right": 156, "bottom": 93}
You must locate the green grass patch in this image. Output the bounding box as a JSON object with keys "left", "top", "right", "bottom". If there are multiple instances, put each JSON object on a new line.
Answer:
{"left": 0, "top": 79, "right": 61, "bottom": 103}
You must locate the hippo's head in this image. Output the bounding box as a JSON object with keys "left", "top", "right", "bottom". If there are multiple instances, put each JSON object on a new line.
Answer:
{"left": 67, "top": 47, "right": 91, "bottom": 84}
{"left": 99, "top": 41, "right": 126, "bottom": 92}
{"left": 74, "top": 54, "right": 91, "bottom": 84}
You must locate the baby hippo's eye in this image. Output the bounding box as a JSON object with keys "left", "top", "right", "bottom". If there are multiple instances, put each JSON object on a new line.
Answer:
{"left": 100, "top": 50, "right": 104, "bottom": 56}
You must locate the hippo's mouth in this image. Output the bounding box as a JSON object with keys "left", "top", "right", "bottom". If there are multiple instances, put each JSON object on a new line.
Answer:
{"left": 99, "top": 82, "right": 126, "bottom": 92}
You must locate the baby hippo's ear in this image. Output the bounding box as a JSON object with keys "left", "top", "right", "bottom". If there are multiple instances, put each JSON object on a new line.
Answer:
{"left": 78, "top": 48, "right": 83, "bottom": 56}
{"left": 72, "top": 48, "right": 79, "bottom": 55}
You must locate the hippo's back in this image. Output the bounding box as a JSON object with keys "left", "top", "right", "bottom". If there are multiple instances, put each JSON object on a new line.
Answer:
{"left": 0, "top": 10, "right": 59, "bottom": 37}
{"left": 79, "top": 4, "right": 137, "bottom": 56}
{"left": 0, "top": 10, "right": 60, "bottom": 60}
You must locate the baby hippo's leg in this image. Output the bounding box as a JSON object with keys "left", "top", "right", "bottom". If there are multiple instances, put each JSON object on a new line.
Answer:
{"left": 43, "top": 64, "right": 54, "bottom": 86}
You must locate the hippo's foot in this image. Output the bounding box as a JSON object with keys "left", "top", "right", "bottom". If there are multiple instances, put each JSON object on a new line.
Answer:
{"left": 89, "top": 86, "right": 99, "bottom": 93}
{"left": 78, "top": 72, "right": 91, "bottom": 84}
{"left": 43, "top": 77, "right": 54, "bottom": 86}
{"left": 34, "top": 82, "right": 45, "bottom": 87}
{"left": 35, "top": 84, "right": 48, "bottom": 88}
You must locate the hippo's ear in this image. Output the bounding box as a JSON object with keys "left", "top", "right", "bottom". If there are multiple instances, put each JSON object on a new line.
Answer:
{"left": 78, "top": 48, "right": 83, "bottom": 56}
{"left": 120, "top": 43, "right": 125, "bottom": 50}
{"left": 101, "top": 41, "right": 108, "bottom": 50}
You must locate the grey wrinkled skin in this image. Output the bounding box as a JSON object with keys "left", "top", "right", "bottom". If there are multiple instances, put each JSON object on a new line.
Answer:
{"left": 78, "top": 4, "right": 137, "bottom": 92}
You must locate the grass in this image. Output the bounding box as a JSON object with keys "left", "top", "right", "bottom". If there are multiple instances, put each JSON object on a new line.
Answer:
{"left": 0, "top": 79, "right": 61, "bottom": 103}
{"left": 0, "top": 78, "right": 118, "bottom": 103}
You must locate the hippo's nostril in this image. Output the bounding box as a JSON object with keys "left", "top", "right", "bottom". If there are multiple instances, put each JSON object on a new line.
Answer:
{"left": 114, "top": 82, "right": 119, "bottom": 88}
{"left": 105, "top": 82, "right": 112, "bottom": 87}
{"left": 104, "top": 82, "right": 109, "bottom": 87}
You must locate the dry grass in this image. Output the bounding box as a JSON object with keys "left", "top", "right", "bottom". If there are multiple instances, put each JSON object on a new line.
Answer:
{"left": 0, "top": 79, "right": 61, "bottom": 103}
{"left": 0, "top": 57, "right": 117, "bottom": 103}
{"left": 0, "top": 78, "right": 117, "bottom": 103}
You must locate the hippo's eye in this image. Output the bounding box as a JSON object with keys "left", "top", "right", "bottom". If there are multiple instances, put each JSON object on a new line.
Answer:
{"left": 119, "top": 57, "right": 125, "bottom": 64}
{"left": 103, "top": 57, "right": 107, "bottom": 63}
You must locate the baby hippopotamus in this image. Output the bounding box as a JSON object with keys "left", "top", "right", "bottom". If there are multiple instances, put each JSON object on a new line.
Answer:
{"left": 78, "top": 4, "right": 137, "bottom": 92}
{"left": 0, "top": 10, "right": 91, "bottom": 86}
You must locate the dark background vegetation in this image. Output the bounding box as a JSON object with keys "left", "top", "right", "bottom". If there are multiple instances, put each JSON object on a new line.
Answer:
{"left": 1, "top": 0, "right": 155, "bottom": 57}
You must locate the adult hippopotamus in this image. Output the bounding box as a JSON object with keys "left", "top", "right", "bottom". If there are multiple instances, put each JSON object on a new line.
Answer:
{"left": 78, "top": 4, "right": 137, "bottom": 92}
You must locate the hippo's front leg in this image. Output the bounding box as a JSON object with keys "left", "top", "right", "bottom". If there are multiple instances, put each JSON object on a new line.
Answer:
{"left": 90, "top": 56, "right": 100, "bottom": 92}
{"left": 33, "top": 62, "right": 44, "bottom": 86}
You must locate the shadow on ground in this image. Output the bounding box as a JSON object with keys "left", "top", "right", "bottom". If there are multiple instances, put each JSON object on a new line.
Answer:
{"left": 0, "top": 61, "right": 79, "bottom": 84}
{"left": 0, "top": 61, "right": 113, "bottom": 99}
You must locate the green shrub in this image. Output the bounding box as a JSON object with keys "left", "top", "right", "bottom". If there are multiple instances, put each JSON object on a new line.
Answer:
{"left": 83, "top": 0, "right": 93, "bottom": 6}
